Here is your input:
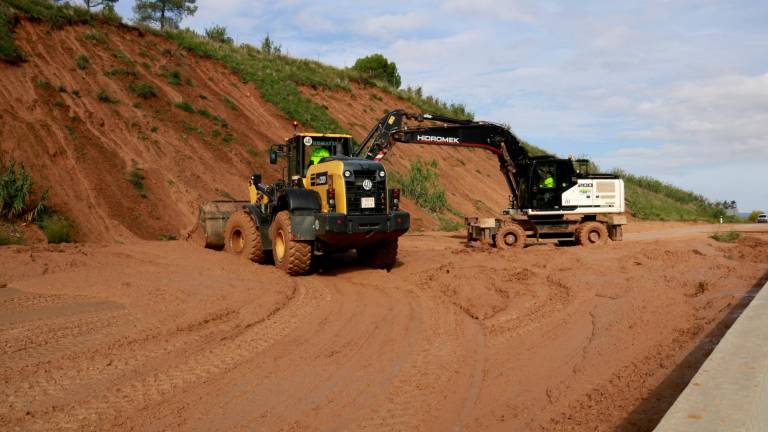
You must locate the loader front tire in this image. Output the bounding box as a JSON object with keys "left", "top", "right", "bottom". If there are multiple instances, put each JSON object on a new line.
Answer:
{"left": 271, "top": 211, "right": 312, "bottom": 276}
{"left": 224, "top": 211, "right": 268, "bottom": 263}
{"left": 495, "top": 224, "right": 526, "bottom": 249}
{"left": 576, "top": 221, "right": 608, "bottom": 246}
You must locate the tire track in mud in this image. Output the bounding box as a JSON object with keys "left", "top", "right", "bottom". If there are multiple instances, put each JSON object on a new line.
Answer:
{"left": 5, "top": 282, "right": 329, "bottom": 431}
{"left": 484, "top": 275, "right": 574, "bottom": 350}
{"left": 346, "top": 279, "right": 484, "bottom": 432}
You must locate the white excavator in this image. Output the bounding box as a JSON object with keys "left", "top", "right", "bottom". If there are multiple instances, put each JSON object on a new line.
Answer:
{"left": 355, "top": 110, "right": 627, "bottom": 248}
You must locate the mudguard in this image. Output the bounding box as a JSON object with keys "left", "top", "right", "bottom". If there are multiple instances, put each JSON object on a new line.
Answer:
{"left": 243, "top": 204, "right": 273, "bottom": 250}
{"left": 275, "top": 189, "right": 322, "bottom": 241}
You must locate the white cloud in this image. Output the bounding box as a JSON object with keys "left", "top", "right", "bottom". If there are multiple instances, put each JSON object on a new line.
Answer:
{"left": 441, "top": 0, "right": 536, "bottom": 22}
{"left": 354, "top": 12, "right": 430, "bottom": 40}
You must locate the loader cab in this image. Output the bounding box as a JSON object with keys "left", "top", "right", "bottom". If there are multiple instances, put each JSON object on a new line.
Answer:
{"left": 522, "top": 157, "right": 578, "bottom": 210}
{"left": 270, "top": 133, "right": 354, "bottom": 179}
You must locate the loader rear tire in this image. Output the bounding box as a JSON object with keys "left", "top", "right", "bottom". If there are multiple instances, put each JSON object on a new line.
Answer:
{"left": 271, "top": 211, "right": 312, "bottom": 276}
{"left": 224, "top": 211, "right": 268, "bottom": 263}
{"left": 576, "top": 221, "right": 608, "bottom": 246}
{"left": 361, "top": 239, "right": 398, "bottom": 270}
{"left": 495, "top": 224, "right": 526, "bottom": 249}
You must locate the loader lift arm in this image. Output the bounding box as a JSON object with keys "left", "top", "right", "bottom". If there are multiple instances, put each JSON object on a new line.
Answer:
{"left": 354, "top": 110, "right": 531, "bottom": 209}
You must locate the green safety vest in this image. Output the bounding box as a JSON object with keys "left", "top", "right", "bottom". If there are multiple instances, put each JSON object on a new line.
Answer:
{"left": 541, "top": 176, "right": 554, "bottom": 188}
{"left": 310, "top": 148, "right": 330, "bottom": 165}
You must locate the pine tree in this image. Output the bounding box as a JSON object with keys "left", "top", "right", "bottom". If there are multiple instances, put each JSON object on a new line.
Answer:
{"left": 133, "top": 0, "right": 197, "bottom": 30}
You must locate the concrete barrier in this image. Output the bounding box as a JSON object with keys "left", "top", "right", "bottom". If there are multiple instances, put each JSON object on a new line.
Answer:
{"left": 653, "top": 280, "right": 768, "bottom": 431}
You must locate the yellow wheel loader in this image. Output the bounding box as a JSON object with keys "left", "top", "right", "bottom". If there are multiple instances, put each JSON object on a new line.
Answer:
{"left": 199, "top": 130, "right": 410, "bottom": 275}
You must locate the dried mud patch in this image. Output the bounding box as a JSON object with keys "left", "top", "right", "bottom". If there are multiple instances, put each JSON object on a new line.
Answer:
{"left": 718, "top": 235, "right": 768, "bottom": 264}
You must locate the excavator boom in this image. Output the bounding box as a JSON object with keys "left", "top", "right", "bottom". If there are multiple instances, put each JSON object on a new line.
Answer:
{"left": 355, "top": 110, "right": 530, "bottom": 208}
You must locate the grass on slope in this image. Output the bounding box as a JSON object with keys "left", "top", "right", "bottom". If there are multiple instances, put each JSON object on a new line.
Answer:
{"left": 168, "top": 29, "right": 347, "bottom": 133}
{"left": 167, "top": 30, "right": 474, "bottom": 132}
{"left": 617, "top": 171, "right": 729, "bottom": 221}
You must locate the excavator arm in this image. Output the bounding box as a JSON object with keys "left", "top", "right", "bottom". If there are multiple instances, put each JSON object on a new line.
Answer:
{"left": 355, "top": 110, "right": 530, "bottom": 209}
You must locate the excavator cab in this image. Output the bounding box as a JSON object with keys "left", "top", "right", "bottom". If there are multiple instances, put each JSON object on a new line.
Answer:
{"left": 527, "top": 158, "right": 578, "bottom": 210}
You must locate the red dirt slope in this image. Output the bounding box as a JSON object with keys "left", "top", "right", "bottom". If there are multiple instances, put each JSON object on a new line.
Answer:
{"left": 1, "top": 20, "right": 509, "bottom": 242}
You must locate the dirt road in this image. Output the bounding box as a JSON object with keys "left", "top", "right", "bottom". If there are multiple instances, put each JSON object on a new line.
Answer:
{"left": 1, "top": 224, "right": 767, "bottom": 431}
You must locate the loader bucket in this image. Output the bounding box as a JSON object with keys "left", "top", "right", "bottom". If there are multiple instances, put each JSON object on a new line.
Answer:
{"left": 198, "top": 200, "right": 248, "bottom": 249}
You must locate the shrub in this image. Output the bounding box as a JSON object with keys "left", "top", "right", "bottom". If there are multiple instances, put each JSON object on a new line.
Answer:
{"left": 351, "top": 53, "right": 401, "bottom": 88}
{"left": 158, "top": 234, "right": 177, "bottom": 241}
{"left": 98, "top": 3, "right": 121, "bottom": 25}
{"left": 34, "top": 79, "right": 54, "bottom": 90}
{"left": 711, "top": 231, "right": 742, "bottom": 243}
{"left": 111, "top": 49, "right": 134, "bottom": 65}
{"left": 82, "top": 30, "right": 108, "bottom": 46}
{"left": 38, "top": 214, "right": 74, "bottom": 243}
{"left": 0, "top": 229, "right": 21, "bottom": 245}
{"left": 126, "top": 166, "right": 147, "bottom": 198}
{"left": 389, "top": 159, "right": 448, "bottom": 213}
{"left": 174, "top": 100, "right": 195, "bottom": 113}
{"left": 196, "top": 107, "right": 213, "bottom": 119}
{"left": 129, "top": 82, "right": 158, "bottom": 98}
{"left": 2, "top": 0, "right": 92, "bottom": 28}
{"left": 0, "top": 7, "right": 24, "bottom": 64}
{"left": 436, "top": 214, "right": 463, "bottom": 232}
{"left": 0, "top": 159, "right": 47, "bottom": 222}
{"left": 163, "top": 69, "right": 182, "bottom": 85}
{"left": 222, "top": 96, "right": 238, "bottom": 111}
{"left": 747, "top": 210, "right": 765, "bottom": 223}
{"left": 96, "top": 89, "right": 118, "bottom": 103}
{"left": 204, "top": 25, "right": 233, "bottom": 45}
{"left": 104, "top": 67, "right": 139, "bottom": 78}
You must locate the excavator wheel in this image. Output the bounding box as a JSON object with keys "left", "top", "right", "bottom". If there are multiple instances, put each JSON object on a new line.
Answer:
{"left": 224, "top": 211, "right": 268, "bottom": 263}
{"left": 576, "top": 221, "right": 608, "bottom": 246}
{"left": 360, "top": 239, "right": 399, "bottom": 270}
{"left": 271, "top": 211, "right": 313, "bottom": 276}
{"left": 495, "top": 224, "right": 526, "bottom": 249}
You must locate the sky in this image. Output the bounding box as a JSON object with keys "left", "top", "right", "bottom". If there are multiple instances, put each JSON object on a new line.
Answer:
{"left": 110, "top": 0, "right": 768, "bottom": 211}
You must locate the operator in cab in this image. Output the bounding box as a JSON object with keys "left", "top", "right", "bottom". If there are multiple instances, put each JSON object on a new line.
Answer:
{"left": 308, "top": 147, "right": 330, "bottom": 167}
{"left": 540, "top": 170, "right": 555, "bottom": 188}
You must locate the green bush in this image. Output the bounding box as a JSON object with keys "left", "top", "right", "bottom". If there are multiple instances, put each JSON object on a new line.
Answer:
{"left": 98, "top": 3, "right": 121, "bottom": 25}
{"left": 129, "top": 82, "right": 158, "bottom": 98}
{"left": 436, "top": 214, "right": 463, "bottom": 232}
{"left": 196, "top": 107, "right": 213, "bottom": 119}
{"left": 747, "top": 210, "right": 765, "bottom": 223}
{"left": 222, "top": 96, "right": 238, "bottom": 111}
{"left": 0, "top": 6, "right": 24, "bottom": 64}
{"left": 0, "top": 159, "right": 47, "bottom": 222}
{"left": 82, "top": 30, "right": 108, "bottom": 46}
{"left": 351, "top": 53, "right": 401, "bottom": 89}
{"left": 204, "top": 24, "right": 233, "bottom": 44}
{"left": 163, "top": 69, "right": 182, "bottom": 85}
{"left": 126, "top": 166, "right": 147, "bottom": 197}
{"left": 389, "top": 159, "right": 448, "bottom": 213}
{"left": 2, "top": 0, "right": 91, "bottom": 28}
{"left": 0, "top": 229, "right": 21, "bottom": 245}
{"left": 96, "top": 89, "right": 118, "bottom": 103}
{"left": 711, "top": 231, "right": 742, "bottom": 243}
{"left": 38, "top": 214, "right": 74, "bottom": 243}
{"left": 174, "top": 100, "right": 195, "bottom": 113}
{"left": 104, "top": 67, "right": 138, "bottom": 78}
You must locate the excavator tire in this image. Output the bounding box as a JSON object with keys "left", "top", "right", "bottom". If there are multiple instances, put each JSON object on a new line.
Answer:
{"left": 361, "top": 239, "right": 398, "bottom": 270}
{"left": 271, "top": 211, "right": 312, "bottom": 276}
{"left": 495, "top": 224, "right": 526, "bottom": 249}
{"left": 224, "top": 211, "right": 268, "bottom": 263}
{"left": 576, "top": 221, "right": 608, "bottom": 246}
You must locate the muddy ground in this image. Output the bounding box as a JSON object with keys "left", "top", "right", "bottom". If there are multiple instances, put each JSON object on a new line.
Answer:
{"left": 1, "top": 223, "right": 767, "bottom": 431}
